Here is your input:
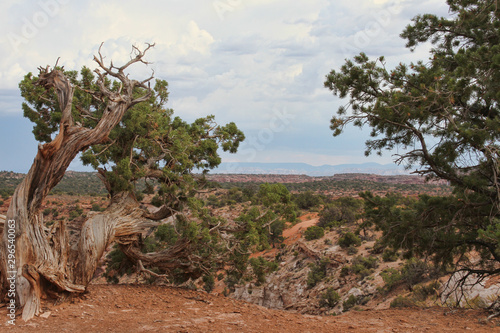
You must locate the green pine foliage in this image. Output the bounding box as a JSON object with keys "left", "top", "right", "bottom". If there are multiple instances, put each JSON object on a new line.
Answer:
{"left": 325, "top": 0, "right": 500, "bottom": 279}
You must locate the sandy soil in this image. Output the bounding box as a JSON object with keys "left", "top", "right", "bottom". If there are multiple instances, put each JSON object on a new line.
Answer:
{"left": 0, "top": 284, "right": 498, "bottom": 333}
{"left": 282, "top": 214, "right": 319, "bottom": 245}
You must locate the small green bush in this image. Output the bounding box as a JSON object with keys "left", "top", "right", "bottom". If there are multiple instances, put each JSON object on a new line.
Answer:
{"left": 343, "top": 256, "right": 378, "bottom": 279}
{"left": 346, "top": 246, "right": 359, "bottom": 255}
{"left": 381, "top": 268, "right": 402, "bottom": 292}
{"left": 343, "top": 294, "right": 358, "bottom": 311}
{"left": 43, "top": 208, "right": 52, "bottom": 216}
{"left": 307, "top": 258, "right": 330, "bottom": 288}
{"left": 339, "top": 266, "right": 350, "bottom": 278}
{"left": 155, "top": 224, "right": 178, "bottom": 245}
{"left": 69, "top": 210, "right": 80, "bottom": 220}
{"left": 91, "top": 203, "right": 102, "bottom": 212}
{"left": 412, "top": 281, "right": 440, "bottom": 301}
{"left": 382, "top": 248, "right": 399, "bottom": 262}
{"left": 142, "top": 236, "right": 158, "bottom": 253}
{"left": 203, "top": 275, "right": 215, "bottom": 293}
{"left": 135, "top": 191, "right": 145, "bottom": 202}
{"left": 75, "top": 204, "right": 83, "bottom": 215}
{"left": 390, "top": 296, "right": 416, "bottom": 308}
{"left": 249, "top": 257, "right": 279, "bottom": 286}
{"left": 352, "top": 255, "right": 378, "bottom": 269}
{"left": 338, "top": 232, "right": 361, "bottom": 248}
{"left": 318, "top": 197, "right": 362, "bottom": 228}
{"left": 400, "top": 258, "right": 429, "bottom": 290}
{"left": 304, "top": 226, "right": 325, "bottom": 241}
{"left": 319, "top": 288, "right": 340, "bottom": 308}
{"left": 151, "top": 195, "right": 163, "bottom": 207}
{"left": 104, "top": 246, "right": 135, "bottom": 284}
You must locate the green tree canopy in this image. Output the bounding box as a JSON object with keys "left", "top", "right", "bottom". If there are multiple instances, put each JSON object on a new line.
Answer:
{"left": 20, "top": 66, "right": 245, "bottom": 217}
{"left": 324, "top": 0, "right": 500, "bottom": 278}
{"left": 19, "top": 59, "right": 246, "bottom": 286}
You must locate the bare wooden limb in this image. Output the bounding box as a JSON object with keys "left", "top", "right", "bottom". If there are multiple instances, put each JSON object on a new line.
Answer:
{"left": 137, "top": 260, "right": 168, "bottom": 279}
{"left": 144, "top": 204, "right": 178, "bottom": 221}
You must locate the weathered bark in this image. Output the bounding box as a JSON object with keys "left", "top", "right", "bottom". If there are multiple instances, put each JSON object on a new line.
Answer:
{"left": 0, "top": 44, "right": 155, "bottom": 321}
{"left": 74, "top": 192, "right": 159, "bottom": 285}
{"left": 120, "top": 237, "right": 200, "bottom": 275}
{"left": 0, "top": 215, "right": 5, "bottom": 234}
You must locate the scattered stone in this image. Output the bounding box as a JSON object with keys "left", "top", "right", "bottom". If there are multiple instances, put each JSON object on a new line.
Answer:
{"left": 40, "top": 311, "right": 51, "bottom": 319}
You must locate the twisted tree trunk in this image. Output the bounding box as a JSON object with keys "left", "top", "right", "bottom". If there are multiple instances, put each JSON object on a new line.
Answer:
{"left": 0, "top": 45, "right": 154, "bottom": 321}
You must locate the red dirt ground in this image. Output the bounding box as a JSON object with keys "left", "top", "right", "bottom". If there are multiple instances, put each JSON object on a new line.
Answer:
{"left": 0, "top": 284, "right": 498, "bottom": 332}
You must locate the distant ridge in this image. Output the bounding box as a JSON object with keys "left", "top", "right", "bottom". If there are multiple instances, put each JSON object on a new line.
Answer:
{"left": 212, "top": 162, "right": 407, "bottom": 177}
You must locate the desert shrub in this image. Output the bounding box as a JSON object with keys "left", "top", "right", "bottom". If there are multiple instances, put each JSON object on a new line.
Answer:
{"left": 104, "top": 246, "right": 135, "bottom": 283}
{"left": 370, "top": 240, "right": 385, "bottom": 254}
{"left": 339, "top": 266, "right": 350, "bottom": 278}
{"left": 249, "top": 257, "right": 279, "bottom": 285}
{"left": 307, "top": 258, "right": 330, "bottom": 288}
{"left": 346, "top": 246, "right": 359, "bottom": 255}
{"left": 225, "top": 269, "right": 244, "bottom": 291}
{"left": 400, "top": 258, "right": 429, "bottom": 290}
{"left": 69, "top": 210, "right": 80, "bottom": 221}
{"left": 207, "top": 194, "right": 221, "bottom": 207}
{"left": 343, "top": 294, "right": 358, "bottom": 311}
{"left": 304, "top": 226, "right": 324, "bottom": 241}
{"left": 202, "top": 274, "right": 215, "bottom": 293}
{"left": 319, "top": 288, "right": 341, "bottom": 308}
{"left": 381, "top": 268, "right": 402, "bottom": 292}
{"left": 338, "top": 232, "right": 361, "bottom": 248}
{"left": 412, "top": 281, "right": 440, "bottom": 302}
{"left": 341, "top": 256, "right": 378, "bottom": 279}
{"left": 318, "top": 197, "right": 363, "bottom": 228}
{"left": 390, "top": 296, "right": 416, "bottom": 308}
{"left": 155, "top": 224, "right": 178, "bottom": 245}
{"left": 353, "top": 255, "right": 377, "bottom": 269}
{"left": 151, "top": 195, "right": 163, "bottom": 207}
{"left": 292, "top": 191, "right": 322, "bottom": 210}
{"left": 0, "top": 200, "right": 4, "bottom": 206}
{"left": 135, "top": 190, "right": 144, "bottom": 202}
{"left": 382, "top": 248, "right": 399, "bottom": 262}
{"left": 43, "top": 208, "right": 52, "bottom": 216}
{"left": 141, "top": 236, "right": 159, "bottom": 253}
{"left": 91, "top": 203, "right": 102, "bottom": 212}
{"left": 350, "top": 255, "right": 378, "bottom": 278}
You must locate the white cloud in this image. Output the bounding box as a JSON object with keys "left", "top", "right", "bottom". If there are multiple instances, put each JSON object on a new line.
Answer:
{"left": 0, "top": 0, "right": 452, "bottom": 171}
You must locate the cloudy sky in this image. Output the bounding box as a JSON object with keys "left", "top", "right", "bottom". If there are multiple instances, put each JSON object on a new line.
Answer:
{"left": 0, "top": 0, "right": 451, "bottom": 172}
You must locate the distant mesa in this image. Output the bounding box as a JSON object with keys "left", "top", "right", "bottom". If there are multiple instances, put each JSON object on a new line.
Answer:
{"left": 211, "top": 162, "right": 407, "bottom": 177}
